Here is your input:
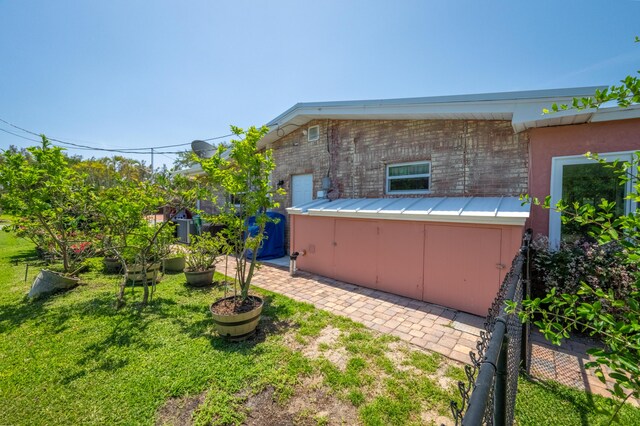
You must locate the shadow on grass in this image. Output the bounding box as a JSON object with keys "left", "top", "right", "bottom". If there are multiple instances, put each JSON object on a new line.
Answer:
{"left": 0, "top": 297, "right": 49, "bottom": 334}
{"left": 520, "top": 376, "right": 615, "bottom": 424}
{"left": 3, "top": 280, "right": 300, "bottom": 386}
{"left": 161, "top": 292, "right": 298, "bottom": 355}
{"left": 7, "top": 246, "right": 43, "bottom": 264}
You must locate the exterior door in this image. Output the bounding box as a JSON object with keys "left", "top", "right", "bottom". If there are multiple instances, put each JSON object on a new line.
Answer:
{"left": 333, "top": 219, "right": 378, "bottom": 288}
{"left": 293, "top": 215, "right": 335, "bottom": 278}
{"left": 423, "top": 225, "right": 502, "bottom": 316}
{"left": 291, "top": 174, "right": 314, "bottom": 207}
{"left": 377, "top": 221, "right": 424, "bottom": 299}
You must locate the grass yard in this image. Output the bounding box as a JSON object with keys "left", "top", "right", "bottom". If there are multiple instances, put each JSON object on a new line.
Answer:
{"left": 1, "top": 230, "right": 639, "bottom": 425}
{"left": 0, "top": 231, "right": 462, "bottom": 425}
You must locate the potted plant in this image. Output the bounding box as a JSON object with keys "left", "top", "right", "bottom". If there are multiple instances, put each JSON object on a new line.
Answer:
{"left": 184, "top": 234, "right": 219, "bottom": 286}
{"left": 163, "top": 244, "right": 187, "bottom": 273}
{"left": 96, "top": 173, "right": 203, "bottom": 306}
{"left": 103, "top": 256, "right": 123, "bottom": 273}
{"left": 198, "top": 125, "right": 285, "bottom": 339}
{"left": 0, "top": 137, "right": 96, "bottom": 298}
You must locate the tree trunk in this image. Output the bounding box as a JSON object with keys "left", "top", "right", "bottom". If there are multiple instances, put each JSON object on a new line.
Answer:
{"left": 242, "top": 222, "right": 265, "bottom": 300}
{"left": 141, "top": 259, "right": 149, "bottom": 305}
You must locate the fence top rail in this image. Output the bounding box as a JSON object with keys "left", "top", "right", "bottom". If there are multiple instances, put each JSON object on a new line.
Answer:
{"left": 462, "top": 320, "right": 508, "bottom": 424}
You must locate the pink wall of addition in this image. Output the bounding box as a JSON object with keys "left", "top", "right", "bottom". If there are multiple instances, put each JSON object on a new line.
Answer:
{"left": 291, "top": 215, "right": 524, "bottom": 316}
{"left": 528, "top": 118, "right": 640, "bottom": 237}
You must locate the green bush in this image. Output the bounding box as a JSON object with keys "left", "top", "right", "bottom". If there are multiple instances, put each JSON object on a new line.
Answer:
{"left": 530, "top": 236, "right": 637, "bottom": 318}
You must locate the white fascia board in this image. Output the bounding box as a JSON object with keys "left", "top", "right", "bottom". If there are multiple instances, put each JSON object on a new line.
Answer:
{"left": 286, "top": 208, "right": 527, "bottom": 226}
{"left": 515, "top": 104, "right": 640, "bottom": 132}
{"left": 590, "top": 105, "right": 640, "bottom": 122}
{"left": 266, "top": 86, "right": 604, "bottom": 127}
{"left": 263, "top": 88, "right": 605, "bottom": 146}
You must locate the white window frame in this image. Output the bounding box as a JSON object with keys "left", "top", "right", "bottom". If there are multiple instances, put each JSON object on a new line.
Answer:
{"left": 385, "top": 160, "right": 431, "bottom": 195}
{"left": 549, "top": 150, "right": 637, "bottom": 249}
{"left": 307, "top": 125, "right": 320, "bottom": 142}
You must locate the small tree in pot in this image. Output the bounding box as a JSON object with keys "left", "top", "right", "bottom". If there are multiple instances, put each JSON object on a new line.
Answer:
{"left": 162, "top": 244, "right": 187, "bottom": 273}
{"left": 198, "top": 125, "right": 285, "bottom": 339}
{"left": 0, "top": 137, "right": 96, "bottom": 298}
{"left": 184, "top": 234, "right": 220, "bottom": 286}
{"left": 96, "top": 173, "right": 203, "bottom": 306}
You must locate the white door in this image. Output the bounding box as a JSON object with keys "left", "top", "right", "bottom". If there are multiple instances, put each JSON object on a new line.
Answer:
{"left": 291, "top": 174, "right": 313, "bottom": 206}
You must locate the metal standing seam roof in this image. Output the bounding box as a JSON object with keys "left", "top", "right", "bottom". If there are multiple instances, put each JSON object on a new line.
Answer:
{"left": 286, "top": 197, "right": 530, "bottom": 226}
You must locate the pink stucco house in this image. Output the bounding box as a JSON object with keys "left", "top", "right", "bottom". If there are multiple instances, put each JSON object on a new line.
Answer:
{"left": 255, "top": 87, "right": 640, "bottom": 316}
{"left": 190, "top": 87, "right": 640, "bottom": 316}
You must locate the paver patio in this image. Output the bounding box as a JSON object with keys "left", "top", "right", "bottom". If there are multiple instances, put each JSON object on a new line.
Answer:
{"left": 250, "top": 259, "right": 484, "bottom": 364}
{"left": 243, "top": 258, "right": 635, "bottom": 403}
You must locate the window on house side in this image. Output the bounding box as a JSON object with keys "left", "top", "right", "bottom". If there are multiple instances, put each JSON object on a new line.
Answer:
{"left": 386, "top": 161, "right": 431, "bottom": 194}
{"left": 308, "top": 125, "right": 319, "bottom": 142}
{"left": 548, "top": 151, "right": 637, "bottom": 249}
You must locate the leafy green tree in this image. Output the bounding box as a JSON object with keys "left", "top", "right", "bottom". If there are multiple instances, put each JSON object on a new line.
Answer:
{"left": 0, "top": 136, "right": 95, "bottom": 275}
{"left": 74, "top": 155, "right": 151, "bottom": 187}
{"left": 198, "top": 125, "right": 285, "bottom": 302}
{"left": 171, "top": 150, "right": 199, "bottom": 171}
{"left": 516, "top": 155, "right": 640, "bottom": 417}
{"left": 515, "top": 46, "right": 640, "bottom": 418}
{"left": 96, "top": 173, "right": 202, "bottom": 306}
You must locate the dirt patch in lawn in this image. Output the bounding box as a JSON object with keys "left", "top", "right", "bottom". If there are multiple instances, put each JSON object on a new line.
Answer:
{"left": 421, "top": 409, "right": 455, "bottom": 426}
{"left": 244, "top": 378, "right": 359, "bottom": 426}
{"left": 284, "top": 325, "right": 350, "bottom": 371}
{"left": 155, "top": 390, "right": 207, "bottom": 426}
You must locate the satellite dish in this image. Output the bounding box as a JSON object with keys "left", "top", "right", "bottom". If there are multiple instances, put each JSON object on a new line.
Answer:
{"left": 191, "top": 140, "right": 215, "bottom": 159}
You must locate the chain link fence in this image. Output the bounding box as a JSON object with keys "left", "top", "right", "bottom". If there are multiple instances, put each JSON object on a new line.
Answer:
{"left": 450, "top": 230, "right": 531, "bottom": 426}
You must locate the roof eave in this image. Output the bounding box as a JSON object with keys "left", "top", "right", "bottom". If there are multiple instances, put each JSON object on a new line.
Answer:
{"left": 260, "top": 86, "right": 609, "bottom": 147}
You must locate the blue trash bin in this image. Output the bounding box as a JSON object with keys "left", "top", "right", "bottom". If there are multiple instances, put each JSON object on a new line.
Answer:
{"left": 245, "top": 212, "right": 286, "bottom": 260}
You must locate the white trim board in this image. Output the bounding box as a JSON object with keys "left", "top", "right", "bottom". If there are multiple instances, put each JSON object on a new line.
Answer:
{"left": 549, "top": 151, "right": 637, "bottom": 249}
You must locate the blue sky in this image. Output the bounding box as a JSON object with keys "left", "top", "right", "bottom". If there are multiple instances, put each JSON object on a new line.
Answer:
{"left": 1, "top": 1, "right": 638, "bottom": 168}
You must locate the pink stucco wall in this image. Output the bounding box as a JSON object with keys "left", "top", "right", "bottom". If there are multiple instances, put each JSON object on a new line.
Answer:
{"left": 290, "top": 215, "right": 524, "bottom": 316}
{"left": 528, "top": 118, "right": 640, "bottom": 237}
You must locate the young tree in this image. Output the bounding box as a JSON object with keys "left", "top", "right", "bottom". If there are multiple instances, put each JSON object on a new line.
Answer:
{"left": 96, "top": 173, "right": 202, "bottom": 306}
{"left": 198, "top": 125, "right": 284, "bottom": 303}
{"left": 515, "top": 43, "right": 640, "bottom": 417}
{"left": 516, "top": 156, "right": 640, "bottom": 416}
{"left": 171, "top": 150, "right": 199, "bottom": 171}
{"left": 0, "top": 136, "right": 95, "bottom": 275}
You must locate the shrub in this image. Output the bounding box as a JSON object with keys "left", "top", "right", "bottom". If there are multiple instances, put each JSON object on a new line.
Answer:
{"left": 530, "top": 236, "right": 637, "bottom": 318}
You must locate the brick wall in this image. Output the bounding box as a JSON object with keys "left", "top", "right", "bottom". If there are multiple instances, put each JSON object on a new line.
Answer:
{"left": 270, "top": 119, "right": 529, "bottom": 209}
{"left": 268, "top": 119, "right": 529, "bottom": 250}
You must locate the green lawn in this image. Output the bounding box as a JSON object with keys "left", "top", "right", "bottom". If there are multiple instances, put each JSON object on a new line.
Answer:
{"left": 0, "top": 232, "right": 460, "bottom": 425}
{"left": 516, "top": 376, "right": 640, "bottom": 425}
{"left": 0, "top": 231, "right": 638, "bottom": 425}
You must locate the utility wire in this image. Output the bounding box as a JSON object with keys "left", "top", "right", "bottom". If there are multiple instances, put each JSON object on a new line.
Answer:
{"left": 0, "top": 117, "right": 233, "bottom": 153}
{"left": 0, "top": 127, "right": 42, "bottom": 143}
{"left": 0, "top": 127, "right": 196, "bottom": 155}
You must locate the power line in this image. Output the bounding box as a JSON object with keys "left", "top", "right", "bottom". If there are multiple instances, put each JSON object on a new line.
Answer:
{"left": 0, "top": 128, "right": 194, "bottom": 155}
{"left": 0, "top": 127, "right": 42, "bottom": 143}
{"left": 0, "top": 117, "right": 232, "bottom": 153}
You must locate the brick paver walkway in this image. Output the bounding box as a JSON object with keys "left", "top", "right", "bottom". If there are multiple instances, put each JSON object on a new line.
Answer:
{"left": 249, "top": 260, "right": 485, "bottom": 364}
{"left": 245, "top": 259, "right": 635, "bottom": 403}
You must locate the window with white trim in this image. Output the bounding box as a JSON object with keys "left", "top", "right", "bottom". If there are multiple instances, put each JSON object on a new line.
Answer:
{"left": 307, "top": 125, "right": 319, "bottom": 142}
{"left": 549, "top": 151, "right": 636, "bottom": 249}
{"left": 386, "top": 161, "right": 431, "bottom": 194}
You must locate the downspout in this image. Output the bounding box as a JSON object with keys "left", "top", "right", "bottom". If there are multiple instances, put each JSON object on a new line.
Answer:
{"left": 463, "top": 121, "right": 468, "bottom": 196}
{"left": 351, "top": 137, "right": 357, "bottom": 198}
